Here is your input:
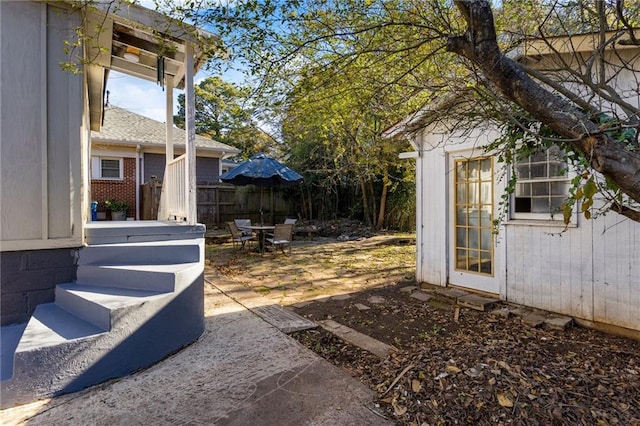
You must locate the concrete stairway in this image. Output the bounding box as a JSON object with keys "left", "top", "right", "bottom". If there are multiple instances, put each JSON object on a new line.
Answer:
{"left": 0, "top": 223, "right": 206, "bottom": 409}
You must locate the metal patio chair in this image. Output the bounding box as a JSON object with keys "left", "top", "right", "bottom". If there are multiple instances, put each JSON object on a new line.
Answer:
{"left": 227, "top": 221, "right": 255, "bottom": 250}
{"left": 265, "top": 223, "right": 294, "bottom": 255}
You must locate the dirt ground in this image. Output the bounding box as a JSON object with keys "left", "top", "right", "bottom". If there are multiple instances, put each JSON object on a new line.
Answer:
{"left": 207, "top": 224, "right": 640, "bottom": 426}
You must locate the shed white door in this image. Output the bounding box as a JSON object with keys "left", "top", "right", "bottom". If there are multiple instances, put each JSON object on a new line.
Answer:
{"left": 448, "top": 154, "right": 500, "bottom": 295}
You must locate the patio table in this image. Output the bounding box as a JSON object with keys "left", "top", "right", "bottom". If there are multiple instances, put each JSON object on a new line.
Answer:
{"left": 248, "top": 224, "right": 275, "bottom": 254}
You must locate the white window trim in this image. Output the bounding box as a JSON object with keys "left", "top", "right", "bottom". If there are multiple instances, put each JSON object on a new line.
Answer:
{"left": 91, "top": 156, "right": 123, "bottom": 180}
{"left": 506, "top": 148, "right": 578, "bottom": 225}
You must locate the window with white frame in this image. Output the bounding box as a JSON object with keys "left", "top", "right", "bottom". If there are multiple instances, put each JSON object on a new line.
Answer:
{"left": 91, "top": 157, "right": 123, "bottom": 180}
{"left": 512, "top": 145, "right": 570, "bottom": 220}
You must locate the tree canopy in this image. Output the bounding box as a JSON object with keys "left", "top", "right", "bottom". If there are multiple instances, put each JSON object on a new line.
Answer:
{"left": 155, "top": 0, "right": 640, "bottom": 224}
{"left": 173, "top": 76, "right": 276, "bottom": 158}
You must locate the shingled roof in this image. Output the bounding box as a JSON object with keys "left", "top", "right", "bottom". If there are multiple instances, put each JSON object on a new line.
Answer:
{"left": 91, "top": 105, "right": 240, "bottom": 155}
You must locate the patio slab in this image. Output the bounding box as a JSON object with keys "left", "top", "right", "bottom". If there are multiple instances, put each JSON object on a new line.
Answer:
{"left": 0, "top": 281, "right": 392, "bottom": 426}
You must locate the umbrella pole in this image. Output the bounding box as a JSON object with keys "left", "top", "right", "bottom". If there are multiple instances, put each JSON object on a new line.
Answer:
{"left": 260, "top": 188, "right": 264, "bottom": 226}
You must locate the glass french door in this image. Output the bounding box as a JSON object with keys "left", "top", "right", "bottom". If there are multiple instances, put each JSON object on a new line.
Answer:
{"left": 449, "top": 156, "right": 499, "bottom": 294}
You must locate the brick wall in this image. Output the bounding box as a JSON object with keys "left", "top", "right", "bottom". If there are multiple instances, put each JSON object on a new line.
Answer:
{"left": 1, "top": 248, "right": 78, "bottom": 325}
{"left": 91, "top": 157, "right": 137, "bottom": 219}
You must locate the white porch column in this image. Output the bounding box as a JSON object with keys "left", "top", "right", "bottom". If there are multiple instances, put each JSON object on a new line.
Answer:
{"left": 166, "top": 75, "right": 174, "bottom": 164}
{"left": 184, "top": 43, "right": 197, "bottom": 225}
{"left": 157, "top": 75, "right": 174, "bottom": 221}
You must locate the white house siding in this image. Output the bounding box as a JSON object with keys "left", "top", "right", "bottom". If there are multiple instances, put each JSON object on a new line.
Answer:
{"left": 504, "top": 222, "right": 594, "bottom": 321}
{"left": 592, "top": 215, "right": 640, "bottom": 330}
{"left": 0, "top": 2, "right": 82, "bottom": 251}
{"left": 415, "top": 122, "right": 639, "bottom": 332}
{"left": 417, "top": 130, "right": 448, "bottom": 286}
{"left": 504, "top": 211, "right": 639, "bottom": 331}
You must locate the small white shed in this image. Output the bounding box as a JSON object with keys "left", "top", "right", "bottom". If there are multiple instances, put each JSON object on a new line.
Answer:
{"left": 388, "top": 34, "right": 640, "bottom": 337}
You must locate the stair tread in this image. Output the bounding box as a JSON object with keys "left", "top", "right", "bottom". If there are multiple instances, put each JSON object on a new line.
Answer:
{"left": 17, "top": 305, "right": 105, "bottom": 352}
{"left": 83, "top": 262, "right": 200, "bottom": 271}
{"left": 59, "top": 283, "right": 167, "bottom": 308}
{"left": 85, "top": 239, "right": 202, "bottom": 248}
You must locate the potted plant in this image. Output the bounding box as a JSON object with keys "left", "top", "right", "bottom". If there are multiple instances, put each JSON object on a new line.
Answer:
{"left": 105, "top": 199, "right": 128, "bottom": 221}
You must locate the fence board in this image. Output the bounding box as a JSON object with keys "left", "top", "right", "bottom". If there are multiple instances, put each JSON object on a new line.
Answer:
{"left": 140, "top": 181, "right": 298, "bottom": 227}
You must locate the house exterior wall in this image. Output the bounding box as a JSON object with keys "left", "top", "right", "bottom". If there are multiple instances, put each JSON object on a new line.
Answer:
{"left": 0, "top": 1, "right": 83, "bottom": 251}
{"left": 91, "top": 157, "right": 138, "bottom": 219}
{"left": 410, "top": 39, "right": 640, "bottom": 333}
{"left": 1, "top": 248, "right": 77, "bottom": 326}
{"left": 143, "top": 153, "right": 221, "bottom": 184}
{"left": 416, "top": 123, "right": 639, "bottom": 334}
{"left": 0, "top": 2, "right": 83, "bottom": 323}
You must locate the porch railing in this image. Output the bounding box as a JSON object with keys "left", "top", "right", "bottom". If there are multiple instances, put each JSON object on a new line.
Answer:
{"left": 165, "top": 154, "right": 187, "bottom": 221}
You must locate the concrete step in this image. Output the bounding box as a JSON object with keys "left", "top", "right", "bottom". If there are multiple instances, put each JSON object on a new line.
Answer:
{"left": 84, "top": 221, "right": 206, "bottom": 245}
{"left": 15, "top": 304, "right": 106, "bottom": 354}
{"left": 79, "top": 239, "right": 202, "bottom": 266}
{"left": 76, "top": 262, "right": 201, "bottom": 292}
{"left": 0, "top": 323, "right": 27, "bottom": 381}
{"left": 56, "top": 283, "right": 168, "bottom": 331}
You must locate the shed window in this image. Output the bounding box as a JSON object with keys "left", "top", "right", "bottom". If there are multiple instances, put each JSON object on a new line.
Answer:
{"left": 512, "top": 145, "right": 569, "bottom": 220}
{"left": 92, "top": 157, "right": 123, "bottom": 180}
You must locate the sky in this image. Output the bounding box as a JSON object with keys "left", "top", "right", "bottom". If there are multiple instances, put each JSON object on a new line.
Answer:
{"left": 106, "top": 67, "right": 246, "bottom": 123}
{"left": 106, "top": 0, "right": 247, "bottom": 123}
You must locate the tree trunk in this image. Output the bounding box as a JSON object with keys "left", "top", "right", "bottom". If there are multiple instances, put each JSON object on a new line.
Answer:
{"left": 359, "top": 175, "right": 372, "bottom": 226}
{"left": 449, "top": 1, "right": 640, "bottom": 220}
{"left": 376, "top": 168, "right": 389, "bottom": 229}
{"left": 368, "top": 179, "right": 378, "bottom": 228}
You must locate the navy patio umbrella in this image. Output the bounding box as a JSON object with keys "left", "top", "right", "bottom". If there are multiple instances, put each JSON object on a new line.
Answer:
{"left": 219, "top": 153, "right": 303, "bottom": 188}
{"left": 220, "top": 153, "right": 303, "bottom": 224}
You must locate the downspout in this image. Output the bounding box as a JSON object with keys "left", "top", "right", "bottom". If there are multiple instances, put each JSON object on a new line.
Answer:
{"left": 136, "top": 144, "right": 141, "bottom": 220}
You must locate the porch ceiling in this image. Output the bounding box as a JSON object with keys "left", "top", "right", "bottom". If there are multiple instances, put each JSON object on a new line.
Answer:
{"left": 85, "top": 1, "right": 221, "bottom": 131}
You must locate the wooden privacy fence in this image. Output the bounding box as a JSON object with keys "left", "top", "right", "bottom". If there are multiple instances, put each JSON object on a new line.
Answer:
{"left": 141, "top": 178, "right": 299, "bottom": 227}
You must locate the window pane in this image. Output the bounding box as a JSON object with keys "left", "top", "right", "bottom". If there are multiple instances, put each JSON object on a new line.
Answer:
{"left": 480, "top": 181, "right": 492, "bottom": 204}
{"left": 456, "top": 162, "right": 467, "bottom": 181}
{"left": 548, "top": 162, "right": 565, "bottom": 177}
{"left": 516, "top": 165, "right": 530, "bottom": 179}
{"left": 532, "top": 182, "right": 549, "bottom": 196}
{"left": 480, "top": 207, "right": 492, "bottom": 227}
{"left": 550, "top": 181, "right": 569, "bottom": 195}
{"left": 480, "top": 229, "right": 492, "bottom": 250}
{"left": 101, "top": 159, "right": 120, "bottom": 178}
{"left": 530, "top": 149, "right": 546, "bottom": 162}
{"left": 468, "top": 182, "right": 479, "bottom": 204}
{"left": 456, "top": 249, "right": 467, "bottom": 269}
{"left": 456, "top": 206, "right": 467, "bottom": 226}
{"left": 468, "top": 161, "right": 479, "bottom": 180}
{"left": 531, "top": 198, "right": 549, "bottom": 213}
{"left": 468, "top": 250, "right": 480, "bottom": 272}
{"left": 514, "top": 197, "right": 532, "bottom": 212}
{"left": 530, "top": 163, "right": 547, "bottom": 178}
{"left": 468, "top": 228, "right": 479, "bottom": 249}
{"left": 548, "top": 145, "right": 564, "bottom": 161}
{"left": 480, "top": 251, "right": 492, "bottom": 274}
{"left": 480, "top": 158, "right": 492, "bottom": 180}
{"left": 456, "top": 228, "right": 467, "bottom": 247}
{"left": 516, "top": 183, "right": 530, "bottom": 196}
{"left": 456, "top": 184, "right": 467, "bottom": 204}
{"left": 550, "top": 196, "right": 565, "bottom": 212}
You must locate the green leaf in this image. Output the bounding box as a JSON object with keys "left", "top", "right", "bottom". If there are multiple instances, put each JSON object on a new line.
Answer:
{"left": 563, "top": 203, "right": 572, "bottom": 224}
{"left": 583, "top": 179, "right": 597, "bottom": 198}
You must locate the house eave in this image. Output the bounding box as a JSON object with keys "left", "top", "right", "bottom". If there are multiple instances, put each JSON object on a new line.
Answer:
{"left": 79, "top": 0, "right": 222, "bottom": 131}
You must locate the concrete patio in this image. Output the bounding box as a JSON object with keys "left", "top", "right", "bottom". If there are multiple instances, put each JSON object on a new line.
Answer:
{"left": 0, "top": 275, "right": 393, "bottom": 425}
